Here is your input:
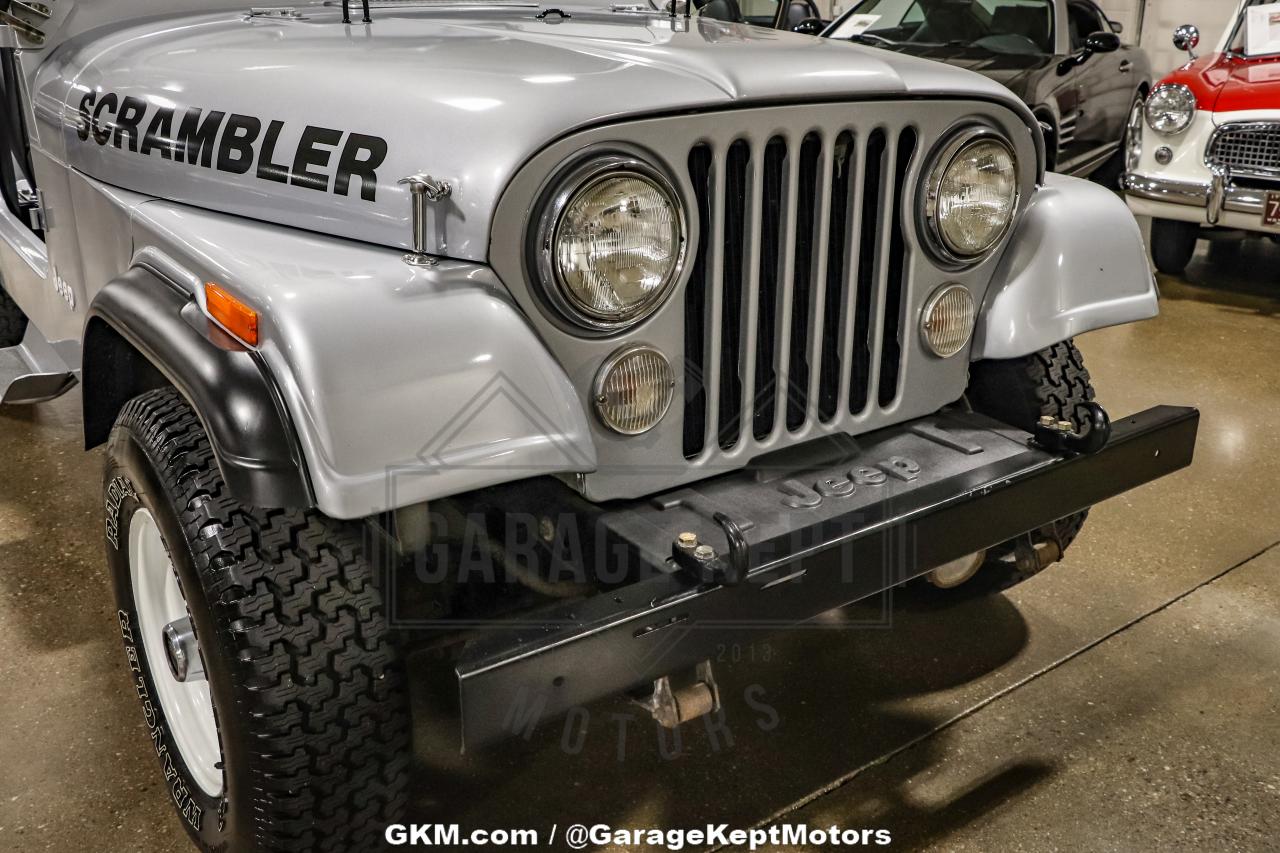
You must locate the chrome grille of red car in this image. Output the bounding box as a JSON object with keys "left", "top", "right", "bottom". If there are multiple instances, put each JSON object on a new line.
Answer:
{"left": 1207, "top": 122, "right": 1280, "bottom": 180}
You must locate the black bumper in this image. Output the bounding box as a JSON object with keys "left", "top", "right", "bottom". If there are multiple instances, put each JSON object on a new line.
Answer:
{"left": 454, "top": 405, "right": 1199, "bottom": 748}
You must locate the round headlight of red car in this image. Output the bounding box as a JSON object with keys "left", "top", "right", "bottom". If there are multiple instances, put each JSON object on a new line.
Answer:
{"left": 1145, "top": 84, "right": 1197, "bottom": 135}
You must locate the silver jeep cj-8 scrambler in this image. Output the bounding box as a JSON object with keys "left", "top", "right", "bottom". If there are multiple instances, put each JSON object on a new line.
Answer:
{"left": 0, "top": 1, "right": 1197, "bottom": 849}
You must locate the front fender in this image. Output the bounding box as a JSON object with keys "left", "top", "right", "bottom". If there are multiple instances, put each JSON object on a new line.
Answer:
{"left": 128, "top": 201, "right": 595, "bottom": 520}
{"left": 972, "top": 173, "right": 1159, "bottom": 361}
{"left": 84, "top": 266, "right": 314, "bottom": 508}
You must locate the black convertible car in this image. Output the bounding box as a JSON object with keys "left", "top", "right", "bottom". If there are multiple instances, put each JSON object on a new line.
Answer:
{"left": 823, "top": 0, "right": 1152, "bottom": 180}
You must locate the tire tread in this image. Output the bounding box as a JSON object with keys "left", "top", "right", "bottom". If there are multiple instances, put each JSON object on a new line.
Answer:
{"left": 115, "top": 388, "right": 409, "bottom": 853}
{"left": 967, "top": 340, "right": 1095, "bottom": 589}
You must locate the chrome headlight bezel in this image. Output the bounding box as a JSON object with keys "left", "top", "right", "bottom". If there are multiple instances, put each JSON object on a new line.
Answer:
{"left": 531, "top": 154, "right": 689, "bottom": 334}
{"left": 918, "top": 125, "right": 1020, "bottom": 269}
{"left": 1144, "top": 84, "right": 1197, "bottom": 136}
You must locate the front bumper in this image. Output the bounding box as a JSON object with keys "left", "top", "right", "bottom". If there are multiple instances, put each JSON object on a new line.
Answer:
{"left": 453, "top": 404, "right": 1199, "bottom": 748}
{"left": 1124, "top": 171, "right": 1280, "bottom": 234}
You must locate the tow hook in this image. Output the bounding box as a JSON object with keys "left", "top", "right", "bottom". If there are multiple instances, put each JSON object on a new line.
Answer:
{"left": 1014, "top": 532, "right": 1065, "bottom": 575}
{"left": 670, "top": 514, "right": 751, "bottom": 585}
{"left": 634, "top": 660, "right": 721, "bottom": 729}
{"left": 1032, "top": 402, "right": 1112, "bottom": 455}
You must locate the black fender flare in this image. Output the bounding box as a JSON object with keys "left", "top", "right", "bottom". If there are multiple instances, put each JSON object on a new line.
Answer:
{"left": 83, "top": 266, "right": 314, "bottom": 509}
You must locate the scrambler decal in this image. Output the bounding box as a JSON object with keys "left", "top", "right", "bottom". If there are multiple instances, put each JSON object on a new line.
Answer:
{"left": 75, "top": 91, "right": 388, "bottom": 202}
{"left": 118, "top": 609, "right": 207, "bottom": 832}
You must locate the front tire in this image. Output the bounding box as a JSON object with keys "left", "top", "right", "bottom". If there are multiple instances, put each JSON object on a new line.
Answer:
{"left": 0, "top": 284, "right": 28, "bottom": 348}
{"left": 1151, "top": 218, "right": 1200, "bottom": 275}
{"left": 965, "top": 340, "right": 1096, "bottom": 590}
{"left": 104, "top": 388, "right": 409, "bottom": 852}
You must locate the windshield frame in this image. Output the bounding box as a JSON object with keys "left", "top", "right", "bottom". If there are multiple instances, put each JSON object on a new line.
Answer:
{"left": 826, "top": 0, "right": 1067, "bottom": 56}
{"left": 1223, "top": 0, "right": 1280, "bottom": 58}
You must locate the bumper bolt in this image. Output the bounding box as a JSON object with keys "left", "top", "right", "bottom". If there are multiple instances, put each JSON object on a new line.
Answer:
{"left": 676, "top": 531, "right": 698, "bottom": 551}
{"left": 693, "top": 544, "right": 716, "bottom": 561}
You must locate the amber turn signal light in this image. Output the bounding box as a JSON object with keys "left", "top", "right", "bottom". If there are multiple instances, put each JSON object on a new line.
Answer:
{"left": 205, "top": 283, "right": 259, "bottom": 346}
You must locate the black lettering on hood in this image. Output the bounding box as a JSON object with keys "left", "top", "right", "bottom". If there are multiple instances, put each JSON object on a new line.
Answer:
{"left": 73, "top": 91, "right": 389, "bottom": 203}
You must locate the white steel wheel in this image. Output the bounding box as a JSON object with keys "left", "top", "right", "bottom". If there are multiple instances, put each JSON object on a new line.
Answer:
{"left": 127, "top": 507, "right": 224, "bottom": 797}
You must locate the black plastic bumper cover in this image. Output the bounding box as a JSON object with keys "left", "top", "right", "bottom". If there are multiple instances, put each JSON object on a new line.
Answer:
{"left": 455, "top": 405, "right": 1199, "bottom": 749}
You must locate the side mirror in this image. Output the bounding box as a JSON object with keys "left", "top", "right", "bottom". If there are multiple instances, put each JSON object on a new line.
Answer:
{"left": 792, "top": 17, "right": 824, "bottom": 35}
{"left": 1059, "top": 30, "right": 1120, "bottom": 74}
{"left": 1173, "top": 24, "right": 1200, "bottom": 59}
{"left": 1085, "top": 31, "right": 1121, "bottom": 53}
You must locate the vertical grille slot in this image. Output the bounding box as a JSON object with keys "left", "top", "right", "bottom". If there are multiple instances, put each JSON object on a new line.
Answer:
{"left": 818, "top": 131, "right": 856, "bottom": 423}
{"left": 849, "top": 128, "right": 886, "bottom": 415}
{"left": 877, "top": 128, "right": 917, "bottom": 408}
{"left": 718, "top": 140, "right": 751, "bottom": 450}
{"left": 785, "top": 133, "right": 822, "bottom": 433}
{"left": 753, "top": 137, "right": 787, "bottom": 441}
{"left": 683, "top": 144, "right": 713, "bottom": 459}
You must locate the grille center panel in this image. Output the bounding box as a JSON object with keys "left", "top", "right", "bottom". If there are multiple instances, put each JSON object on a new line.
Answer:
{"left": 1209, "top": 122, "right": 1280, "bottom": 181}
{"left": 682, "top": 128, "right": 920, "bottom": 460}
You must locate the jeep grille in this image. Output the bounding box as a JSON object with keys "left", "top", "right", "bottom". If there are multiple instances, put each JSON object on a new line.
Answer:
{"left": 490, "top": 101, "right": 1036, "bottom": 502}
{"left": 682, "top": 128, "right": 919, "bottom": 459}
{"left": 1208, "top": 122, "right": 1280, "bottom": 181}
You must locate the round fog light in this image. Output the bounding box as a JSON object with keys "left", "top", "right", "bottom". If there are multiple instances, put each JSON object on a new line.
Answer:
{"left": 594, "top": 345, "right": 675, "bottom": 435}
{"left": 921, "top": 284, "right": 976, "bottom": 358}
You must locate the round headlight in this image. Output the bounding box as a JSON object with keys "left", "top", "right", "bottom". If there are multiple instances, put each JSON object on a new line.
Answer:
{"left": 920, "top": 284, "right": 975, "bottom": 358}
{"left": 593, "top": 345, "right": 675, "bottom": 435}
{"left": 924, "top": 130, "right": 1019, "bottom": 263}
{"left": 1144, "top": 84, "right": 1196, "bottom": 135}
{"left": 537, "top": 158, "right": 687, "bottom": 331}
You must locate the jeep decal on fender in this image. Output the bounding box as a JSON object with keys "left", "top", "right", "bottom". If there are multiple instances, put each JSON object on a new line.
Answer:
{"left": 75, "top": 91, "right": 388, "bottom": 202}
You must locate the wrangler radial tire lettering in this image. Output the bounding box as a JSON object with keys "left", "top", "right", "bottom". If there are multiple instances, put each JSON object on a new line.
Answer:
{"left": 103, "top": 388, "right": 409, "bottom": 852}
{"left": 966, "top": 340, "right": 1096, "bottom": 589}
{"left": 0, "top": 284, "right": 27, "bottom": 348}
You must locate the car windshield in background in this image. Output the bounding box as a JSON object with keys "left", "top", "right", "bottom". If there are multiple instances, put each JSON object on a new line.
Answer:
{"left": 1226, "top": 0, "right": 1280, "bottom": 57}
{"left": 831, "top": 0, "right": 1055, "bottom": 55}
{"left": 737, "top": 0, "right": 780, "bottom": 27}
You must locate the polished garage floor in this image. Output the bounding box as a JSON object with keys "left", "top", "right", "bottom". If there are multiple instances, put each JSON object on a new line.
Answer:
{"left": 2, "top": 237, "right": 1280, "bottom": 852}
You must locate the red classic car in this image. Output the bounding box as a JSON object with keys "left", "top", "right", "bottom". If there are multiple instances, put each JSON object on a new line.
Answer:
{"left": 1124, "top": 0, "right": 1280, "bottom": 274}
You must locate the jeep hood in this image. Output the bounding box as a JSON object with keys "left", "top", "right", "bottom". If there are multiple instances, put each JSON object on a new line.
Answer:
{"left": 35, "top": 5, "right": 1033, "bottom": 263}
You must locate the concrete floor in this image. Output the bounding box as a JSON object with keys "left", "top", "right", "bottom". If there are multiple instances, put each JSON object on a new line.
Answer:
{"left": 2, "top": 236, "right": 1279, "bottom": 852}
